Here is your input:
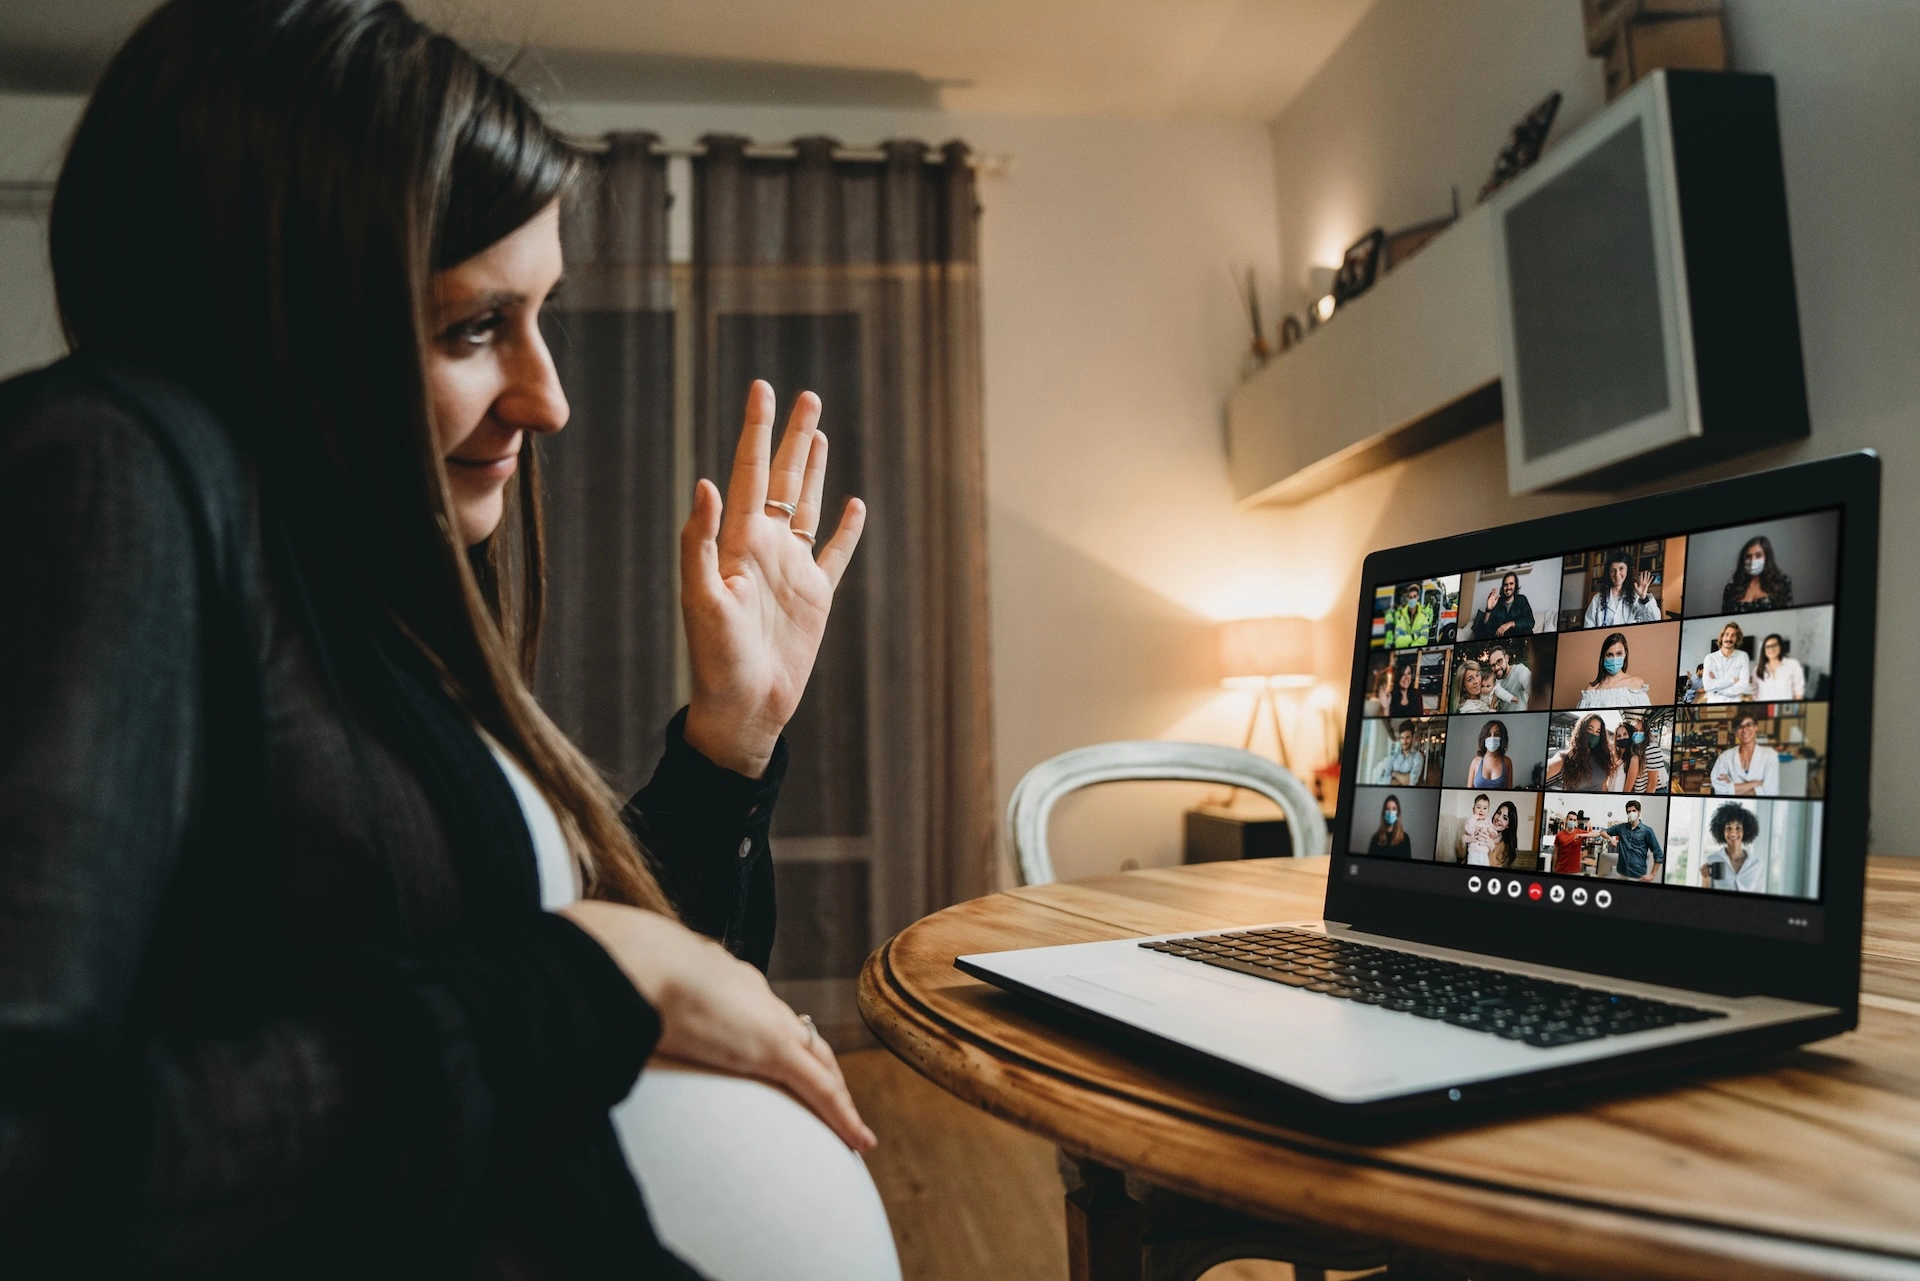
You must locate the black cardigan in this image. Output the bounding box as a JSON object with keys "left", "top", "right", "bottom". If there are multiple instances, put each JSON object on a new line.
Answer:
{"left": 0, "top": 359, "right": 783, "bottom": 1277}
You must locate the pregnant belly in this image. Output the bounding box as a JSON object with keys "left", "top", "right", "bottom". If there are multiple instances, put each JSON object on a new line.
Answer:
{"left": 611, "top": 1063, "right": 900, "bottom": 1281}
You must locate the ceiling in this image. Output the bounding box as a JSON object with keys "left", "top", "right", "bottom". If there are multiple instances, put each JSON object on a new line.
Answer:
{"left": 0, "top": 0, "right": 1375, "bottom": 121}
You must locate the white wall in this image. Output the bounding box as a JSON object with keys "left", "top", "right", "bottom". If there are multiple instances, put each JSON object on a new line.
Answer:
{"left": 1265, "top": 0, "right": 1920, "bottom": 855}
{"left": 1268, "top": 0, "right": 1605, "bottom": 323}
{"left": 547, "top": 103, "right": 1296, "bottom": 883}
{"left": 0, "top": 91, "right": 1297, "bottom": 882}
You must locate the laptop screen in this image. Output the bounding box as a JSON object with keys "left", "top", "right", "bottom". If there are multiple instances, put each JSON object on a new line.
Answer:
{"left": 1344, "top": 507, "right": 1840, "bottom": 943}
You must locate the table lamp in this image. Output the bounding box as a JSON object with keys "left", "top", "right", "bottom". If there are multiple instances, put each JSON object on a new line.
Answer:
{"left": 1217, "top": 615, "right": 1315, "bottom": 770}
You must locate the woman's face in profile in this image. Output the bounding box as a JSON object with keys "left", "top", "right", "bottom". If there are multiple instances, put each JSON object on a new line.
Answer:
{"left": 426, "top": 201, "right": 569, "bottom": 545}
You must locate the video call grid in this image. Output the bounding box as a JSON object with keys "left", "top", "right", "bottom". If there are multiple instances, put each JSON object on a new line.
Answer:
{"left": 1349, "top": 509, "right": 1840, "bottom": 904}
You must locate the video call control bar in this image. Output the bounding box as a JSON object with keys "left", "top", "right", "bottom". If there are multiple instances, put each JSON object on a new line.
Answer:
{"left": 1341, "top": 856, "right": 1826, "bottom": 942}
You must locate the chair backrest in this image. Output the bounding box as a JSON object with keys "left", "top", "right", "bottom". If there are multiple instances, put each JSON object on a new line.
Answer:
{"left": 1007, "top": 741, "right": 1331, "bottom": 886}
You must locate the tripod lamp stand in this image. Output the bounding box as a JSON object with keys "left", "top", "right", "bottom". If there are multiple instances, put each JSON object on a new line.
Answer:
{"left": 1217, "top": 615, "right": 1316, "bottom": 770}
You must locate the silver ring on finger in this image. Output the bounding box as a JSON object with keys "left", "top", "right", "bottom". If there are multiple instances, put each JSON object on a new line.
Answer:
{"left": 792, "top": 527, "right": 817, "bottom": 546}
{"left": 764, "top": 499, "right": 797, "bottom": 519}
{"left": 798, "top": 1013, "right": 818, "bottom": 1047}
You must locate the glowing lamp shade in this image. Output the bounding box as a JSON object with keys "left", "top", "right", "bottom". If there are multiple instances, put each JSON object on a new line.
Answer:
{"left": 1218, "top": 616, "right": 1314, "bottom": 690}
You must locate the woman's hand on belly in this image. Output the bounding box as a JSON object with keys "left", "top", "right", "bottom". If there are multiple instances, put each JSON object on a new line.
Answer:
{"left": 680, "top": 381, "right": 866, "bottom": 778}
{"left": 560, "top": 900, "right": 877, "bottom": 1152}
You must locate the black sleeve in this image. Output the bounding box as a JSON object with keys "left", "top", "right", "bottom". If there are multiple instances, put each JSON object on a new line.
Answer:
{"left": 624, "top": 708, "right": 787, "bottom": 972}
{"left": 0, "top": 390, "right": 658, "bottom": 1271}
{"left": 1511, "top": 597, "right": 1535, "bottom": 633}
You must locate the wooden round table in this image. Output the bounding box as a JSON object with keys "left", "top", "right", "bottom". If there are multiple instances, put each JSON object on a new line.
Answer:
{"left": 859, "top": 856, "right": 1920, "bottom": 1281}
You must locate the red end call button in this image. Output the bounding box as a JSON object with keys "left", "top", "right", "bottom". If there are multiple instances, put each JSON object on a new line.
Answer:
{"left": 1527, "top": 882, "right": 1543, "bottom": 901}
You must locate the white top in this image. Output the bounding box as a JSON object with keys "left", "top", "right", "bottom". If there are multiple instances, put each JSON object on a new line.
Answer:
{"left": 1578, "top": 682, "right": 1651, "bottom": 708}
{"left": 481, "top": 731, "right": 581, "bottom": 910}
{"left": 1711, "top": 743, "right": 1780, "bottom": 797}
{"left": 1584, "top": 591, "right": 1660, "bottom": 628}
{"left": 1699, "top": 843, "right": 1768, "bottom": 893}
{"left": 1702, "top": 649, "right": 1752, "bottom": 703}
{"left": 1752, "top": 657, "right": 1806, "bottom": 700}
{"left": 1461, "top": 814, "right": 1496, "bottom": 863}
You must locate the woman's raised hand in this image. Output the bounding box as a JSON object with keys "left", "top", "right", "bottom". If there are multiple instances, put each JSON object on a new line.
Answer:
{"left": 559, "top": 901, "right": 877, "bottom": 1152}
{"left": 679, "top": 382, "right": 865, "bottom": 777}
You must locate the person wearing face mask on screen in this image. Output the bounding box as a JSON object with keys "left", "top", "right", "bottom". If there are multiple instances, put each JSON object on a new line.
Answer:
{"left": 1577, "top": 632, "right": 1652, "bottom": 708}
{"left": 1722, "top": 536, "right": 1794, "bottom": 614}
{"left": 1367, "top": 795, "right": 1413, "bottom": 857}
{"left": 1386, "top": 582, "right": 1435, "bottom": 648}
{"left": 1468, "top": 719, "right": 1515, "bottom": 789}
{"left": 1603, "top": 800, "right": 1665, "bottom": 882}
{"left": 1625, "top": 711, "right": 1667, "bottom": 793}
{"left": 1612, "top": 721, "right": 1646, "bottom": 795}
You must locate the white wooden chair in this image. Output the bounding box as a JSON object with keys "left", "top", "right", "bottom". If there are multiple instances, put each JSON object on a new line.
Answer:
{"left": 1008, "top": 741, "right": 1329, "bottom": 886}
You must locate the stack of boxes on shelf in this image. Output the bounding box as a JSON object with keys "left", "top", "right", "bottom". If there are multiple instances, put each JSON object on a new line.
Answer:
{"left": 1583, "top": 0, "right": 1729, "bottom": 101}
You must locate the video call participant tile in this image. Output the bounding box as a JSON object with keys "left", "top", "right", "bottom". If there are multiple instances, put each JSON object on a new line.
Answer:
{"left": 1435, "top": 789, "right": 1542, "bottom": 870}
{"left": 1663, "top": 797, "right": 1823, "bottom": 898}
{"left": 1552, "top": 621, "right": 1682, "bottom": 710}
{"left": 1537, "top": 795, "right": 1671, "bottom": 880}
{"left": 1544, "top": 708, "right": 1674, "bottom": 794}
{"left": 1558, "top": 538, "right": 1688, "bottom": 630}
{"left": 1371, "top": 575, "right": 1462, "bottom": 650}
{"left": 1458, "top": 561, "right": 1562, "bottom": 641}
{"left": 1672, "top": 702, "right": 1828, "bottom": 799}
{"left": 1357, "top": 716, "right": 1446, "bottom": 788}
{"left": 1442, "top": 712, "right": 1550, "bottom": 791}
{"left": 1350, "top": 786, "right": 1441, "bottom": 861}
{"left": 1681, "top": 510, "right": 1839, "bottom": 618}
{"left": 1676, "top": 605, "right": 1833, "bottom": 705}
{"left": 1360, "top": 646, "right": 1452, "bottom": 718}
{"left": 1447, "top": 636, "right": 1555, "bottom": 714}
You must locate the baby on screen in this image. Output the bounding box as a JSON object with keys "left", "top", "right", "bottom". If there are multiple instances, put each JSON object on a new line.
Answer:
{"left": 1462, "top": 794, "right": 1497, "bottom": 865}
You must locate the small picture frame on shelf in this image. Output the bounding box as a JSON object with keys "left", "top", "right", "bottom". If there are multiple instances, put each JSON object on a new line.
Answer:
{"left": 1333, "top": 227, "right": 1386, "bottom": 305}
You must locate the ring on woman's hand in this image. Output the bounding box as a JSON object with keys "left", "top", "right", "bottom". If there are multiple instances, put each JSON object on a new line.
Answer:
{"left": 792, "top": 528, "right": 817, "bottom": 546}
{"left": 798, "top": 1013, "right": 818, "bottom": 1047}
{"left": 764, "top": 499, "right": 797, "bottom": 519}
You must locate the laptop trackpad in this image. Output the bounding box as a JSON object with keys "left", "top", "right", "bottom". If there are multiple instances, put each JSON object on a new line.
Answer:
{"left": 1057, "top": 966, "right": 1250, "bottom": 1008}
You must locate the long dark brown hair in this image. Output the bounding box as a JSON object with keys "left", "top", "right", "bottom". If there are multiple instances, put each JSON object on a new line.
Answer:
{"left": 1588, "top": 631, "right": 1631, "bottom": 687}
{"left": 1730, "top": 535, "right": 1790, "bottom": 602}
{"left": 1558, "top": 713, "right": 1616, "bottom": 791}
{"left": 51, "top": 0, "right": 671, "bottom": 913}
{"left": 1488, "top": 800, "right": 1520, "bottom": 868}
{"left": 1373, "top": 795, "right": 1407, "bottom": 846}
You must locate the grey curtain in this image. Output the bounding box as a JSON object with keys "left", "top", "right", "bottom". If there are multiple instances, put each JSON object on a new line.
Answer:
{"left": 537, "top": 134, "right": 680, "bottom": 793}
{"left": 693, "top": 135, "right": 994, "bottom": 1042}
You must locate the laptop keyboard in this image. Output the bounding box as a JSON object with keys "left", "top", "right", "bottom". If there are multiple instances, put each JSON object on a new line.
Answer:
{"left": 1140, "top": 928, "right": 1725, "bottom": 1049}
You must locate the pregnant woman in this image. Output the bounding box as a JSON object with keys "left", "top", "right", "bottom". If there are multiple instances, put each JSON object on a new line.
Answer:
{"left": 0, "top": 1, "right": 895, "bottom": 1276}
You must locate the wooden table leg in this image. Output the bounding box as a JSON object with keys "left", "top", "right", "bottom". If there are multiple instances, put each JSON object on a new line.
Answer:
{"left": 1061, "top": 1154, "right": 1142, "bottom": 1281}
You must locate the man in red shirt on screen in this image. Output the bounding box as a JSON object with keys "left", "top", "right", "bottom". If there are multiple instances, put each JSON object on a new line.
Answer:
{"left": 1552, "top": 811, "right": 1592, "bottom": 877}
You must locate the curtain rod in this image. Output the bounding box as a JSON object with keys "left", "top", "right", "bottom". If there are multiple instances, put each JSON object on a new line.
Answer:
{"left": 575, "top": 139, "right": 1009, "bottom": 175}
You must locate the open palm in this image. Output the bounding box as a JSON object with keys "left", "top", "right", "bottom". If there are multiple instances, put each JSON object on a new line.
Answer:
{"left": 679, "top": 381, "right": 865, "bottom": 777}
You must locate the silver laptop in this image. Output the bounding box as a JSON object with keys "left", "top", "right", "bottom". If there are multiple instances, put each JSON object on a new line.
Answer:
{"left": 959, "top": 453, "right": 1878, "bottom": 1126}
